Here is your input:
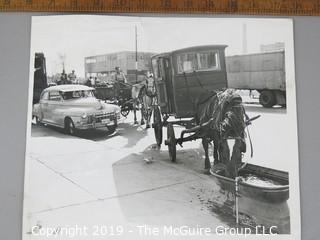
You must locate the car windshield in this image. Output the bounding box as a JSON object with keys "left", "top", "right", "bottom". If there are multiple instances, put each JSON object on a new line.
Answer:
{"left": 62, "top": 90, "right": 95, "bottom": 100}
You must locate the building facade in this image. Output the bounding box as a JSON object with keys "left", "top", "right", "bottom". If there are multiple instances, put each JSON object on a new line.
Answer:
{"left": 260, "top": 42, "right": 285, "bottom": 53}
{"left": 84, "top": 51, "right": 156, "bottom": 83}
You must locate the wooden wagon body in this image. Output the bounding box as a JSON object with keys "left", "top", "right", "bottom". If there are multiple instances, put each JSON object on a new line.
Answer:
{"left": 95, "top": 83, "right": 133, "bottom": 117}
{"left": 151, "top": 45, "right": 228, "bottom": 119}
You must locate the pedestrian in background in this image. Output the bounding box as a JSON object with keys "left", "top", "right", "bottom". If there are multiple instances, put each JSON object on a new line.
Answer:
{"left": 68, "top": 70, "right": 77, "bottom": 84}
{"left": 113, "top": 67, "right": 127, "bottom": 84}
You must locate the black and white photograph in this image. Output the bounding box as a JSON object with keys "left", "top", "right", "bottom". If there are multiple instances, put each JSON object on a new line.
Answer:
{"left": 23, "top": 15, "right": 300, "bottom": 239}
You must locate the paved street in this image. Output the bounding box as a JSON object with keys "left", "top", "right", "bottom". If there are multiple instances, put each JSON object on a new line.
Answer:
{"left": 23, "top": 103, "right": 290, "bottom": 239}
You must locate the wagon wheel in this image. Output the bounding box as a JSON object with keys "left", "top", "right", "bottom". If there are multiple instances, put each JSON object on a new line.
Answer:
{"left": 166, "top": 123, "right": 176, "bottom": 162}
{"left": 120, "top": 103, "right": 131, "bottom": 117}
{"left": 153, "top": 106, "right": 163, "bottom": 146}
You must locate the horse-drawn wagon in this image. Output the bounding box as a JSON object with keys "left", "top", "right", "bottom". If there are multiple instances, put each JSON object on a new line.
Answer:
{"left": 94, "top": 78, "right": 155, "bottom": 126}
{"left": 150, "top": 45, "right": 290, "bottom": 232}
{"left": 95, "top": 82, "right": 133, "bottom": 117}
{"left": 151, "top": 45, "right": 230, "bottom": 162}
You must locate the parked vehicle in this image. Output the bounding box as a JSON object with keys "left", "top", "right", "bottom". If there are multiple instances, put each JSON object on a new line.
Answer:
{"left": 33, "top": 53, "right": 48, "bottom": 104}
{"left": 226, "top": 51, "right": 286, "bottom": 108}
{"left": 151, "top": 45, "right": 229, "bottom": 155}
{"left": 32, "top": 85, "right": 121, "bottom": 134}
{"left": 95, "top": 82, "right": 133, "bottom": 117}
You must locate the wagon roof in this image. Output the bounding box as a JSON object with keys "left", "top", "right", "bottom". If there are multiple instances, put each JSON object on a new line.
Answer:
{"left": 152, "top": 45, "right": 228, "bottom": 59}
{"left": 45, "top": 84, "right": 95, "bottom": 92}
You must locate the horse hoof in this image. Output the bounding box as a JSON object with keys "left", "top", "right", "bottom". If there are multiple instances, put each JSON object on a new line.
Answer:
{"left": 134, "top": 121, "right": 138, "bottom": 125}
{"left": 146, "top": 124, "right": 150, "bottom": 129}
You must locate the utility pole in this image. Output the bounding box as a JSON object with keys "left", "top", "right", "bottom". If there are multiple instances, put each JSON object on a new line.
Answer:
{"left": 58, "top": 53, "right": 66, "bottom": 73}
{"left": 242, "top": 23, "right": 247, "bottom": 54}
{"left": 135, "top": 25, "right": 138, "bottom": 83}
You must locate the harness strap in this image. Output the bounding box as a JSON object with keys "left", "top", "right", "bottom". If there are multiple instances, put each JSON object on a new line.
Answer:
{"left": 193, "top": 70, "right": 204, "bottom": 89}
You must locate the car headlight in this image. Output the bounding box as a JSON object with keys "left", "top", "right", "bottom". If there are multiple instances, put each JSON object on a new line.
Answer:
{"left": 81, "top": 113, "right": 87, "bottom": 119}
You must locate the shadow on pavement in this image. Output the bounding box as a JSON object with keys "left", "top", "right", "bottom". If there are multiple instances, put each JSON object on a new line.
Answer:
{"left": 30, "top": 121, "right": 149, "bottom": 146}
{"left": 116, "top": 122, "right": 149, "bottom": 148}
{"left": 110, "top": 143, "right": 236, "bottom": 228}
{"left": 31, "top": 122, "right": 121, "bottom": 140}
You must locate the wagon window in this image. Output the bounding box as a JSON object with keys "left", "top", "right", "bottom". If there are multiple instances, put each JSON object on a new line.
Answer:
{"left": 177, "top": 51, "right": 220, "bottom": 73}
{"left": 177, "top": 53, "right": 198, "bottom": 73}
{"left": 197, "top": 51, "right": 220, "bottom": 71}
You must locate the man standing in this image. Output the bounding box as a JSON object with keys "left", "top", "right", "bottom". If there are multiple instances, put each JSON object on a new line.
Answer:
{"left": 85, "top": 78, "right": 92, "bottom": 87}
{"left": 113, "top": 67, "right": 127, "bottom": 84}
{"left": 113, "top": 67, "right": 127, "bottom": 97}
{"left": 68, "top": 70, "right": 77, "bottom": 84}
{"left": 90, "top": 76, "right": 95, "bottom": 87}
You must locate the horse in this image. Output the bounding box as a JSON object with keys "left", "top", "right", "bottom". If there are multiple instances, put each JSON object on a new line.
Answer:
{"left": 138, "top": 76, "right": 156, "bottom": 128}
{"left": 131, "top": 83, "right": 144, "bottom": 125}
{"left": 131, "top": 76, "right": 156, "bottom": 128}
{"left": 179, "top": 89, "right": 247, "bottom": 178}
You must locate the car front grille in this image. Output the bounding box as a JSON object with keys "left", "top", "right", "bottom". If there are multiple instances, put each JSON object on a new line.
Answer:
{"left": 94, "top": 112, "right": 115, "bottom": 123}
{"left": 87, "top": 112, "right": 120, "bottom": 124}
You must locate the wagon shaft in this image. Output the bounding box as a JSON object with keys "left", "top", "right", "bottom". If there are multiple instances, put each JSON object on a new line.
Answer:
{"left": 176, "top": 133, "right": 202, "bottom": 147}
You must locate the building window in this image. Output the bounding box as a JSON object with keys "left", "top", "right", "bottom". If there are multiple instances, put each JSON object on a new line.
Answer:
{"left": 85, "top": 58, "right": 97, "bottom": 64}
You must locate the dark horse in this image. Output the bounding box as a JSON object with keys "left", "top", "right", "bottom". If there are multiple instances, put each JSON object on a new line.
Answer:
{"left": 179, "top": 89, "right": 247, "bottom": 178}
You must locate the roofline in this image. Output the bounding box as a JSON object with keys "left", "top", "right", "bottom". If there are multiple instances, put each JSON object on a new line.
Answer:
{"left": 151, "top": 45, "right": 228, "bottom": 59}
{"left": 85, "top": 51, "right": 157, "bottom": 59}
{"left": 172, "top": 45, "right": 228, "bottom": 53}
{"left": 226, "top": 50, "right": 285, "bottom": 58}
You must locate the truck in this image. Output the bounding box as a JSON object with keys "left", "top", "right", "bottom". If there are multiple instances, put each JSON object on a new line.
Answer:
{"left": 226, "top": 51, "right": 286, "bottom": 108}
{"left": 33, "top": 53, "right": 48, "bottom": 104}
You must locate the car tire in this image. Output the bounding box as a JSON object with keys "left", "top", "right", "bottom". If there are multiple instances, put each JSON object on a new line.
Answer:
{"left": 259, "top": 90, "right": 276, "bottom": 108}
{"left": 107, "top": 125, "right": 117, "bottom": 134}
{"left": 65, "top": 118, "right": 76, "bottom": 135}
{"left": 35, "top": 116, "right": 41, "bottom": 125}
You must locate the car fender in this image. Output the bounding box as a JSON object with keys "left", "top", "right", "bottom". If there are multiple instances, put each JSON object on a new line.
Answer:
{"left": 32, "top": 103, "right": 41, "bottom": 117}
{"left": 103, "top": 103, "right": 121, "bottom": 113}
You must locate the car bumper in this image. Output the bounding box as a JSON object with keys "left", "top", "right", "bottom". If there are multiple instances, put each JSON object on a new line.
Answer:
{"left": 76, "top": 121, "right": 116, "bottom": 129}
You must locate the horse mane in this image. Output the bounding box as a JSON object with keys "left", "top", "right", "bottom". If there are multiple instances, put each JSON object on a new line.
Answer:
{"left": 195, "top": 89, "right": 243, "bottom": 131}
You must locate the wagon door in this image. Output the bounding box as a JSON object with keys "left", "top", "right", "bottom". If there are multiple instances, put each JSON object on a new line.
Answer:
{"left": 152, "top": 57, "right": 174, "bottom": 114}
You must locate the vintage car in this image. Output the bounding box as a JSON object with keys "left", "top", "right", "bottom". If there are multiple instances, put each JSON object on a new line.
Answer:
{"left": 32, "top": 85, "right": 121, "bottom": 134}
